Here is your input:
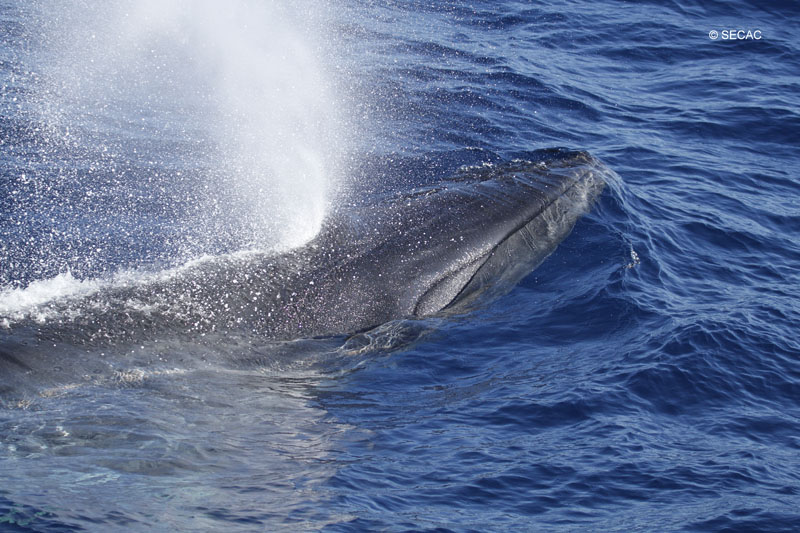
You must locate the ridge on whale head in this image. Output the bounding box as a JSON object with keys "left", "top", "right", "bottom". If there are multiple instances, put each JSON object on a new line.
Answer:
{"left": 0, "top": 148, "right": 610, "bottom": 346}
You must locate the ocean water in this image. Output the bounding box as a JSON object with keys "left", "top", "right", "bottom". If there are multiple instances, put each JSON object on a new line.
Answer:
{"left": 1, "top": 0, "right": 799, "bottom": 531}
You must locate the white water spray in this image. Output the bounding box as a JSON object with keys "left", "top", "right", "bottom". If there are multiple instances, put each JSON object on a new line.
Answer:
{"left": 32, "top": 0, "right": 342, "bottom": 253}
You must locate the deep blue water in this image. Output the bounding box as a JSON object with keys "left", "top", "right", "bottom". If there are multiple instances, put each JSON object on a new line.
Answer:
{"left": 1, "top": 0, "right": 799, "bottom": 531}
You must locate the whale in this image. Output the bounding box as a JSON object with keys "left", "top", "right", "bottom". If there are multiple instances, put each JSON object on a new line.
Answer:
{"left": 0, "top": 149, "right": 609, "bottom": 395}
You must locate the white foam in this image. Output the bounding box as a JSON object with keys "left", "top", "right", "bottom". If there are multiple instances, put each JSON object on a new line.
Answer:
{"left": 0, "top": 272, "right": 102, "bottom": 324}
{"left": 0, "top": 248, "right": 267, "bottom": 326}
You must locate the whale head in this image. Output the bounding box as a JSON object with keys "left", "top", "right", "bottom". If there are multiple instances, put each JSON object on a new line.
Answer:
{"left": 294, "top": 148, "right": 609, "bottom": 336}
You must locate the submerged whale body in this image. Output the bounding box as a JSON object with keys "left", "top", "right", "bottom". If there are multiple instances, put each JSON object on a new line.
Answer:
{"left": 1, "top": 149, "right": 609, "bottom": 359}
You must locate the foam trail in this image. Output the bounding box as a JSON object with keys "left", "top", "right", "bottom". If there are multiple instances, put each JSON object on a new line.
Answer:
{"left": 0, "top": 272, "right": 99, "bottom": 325}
